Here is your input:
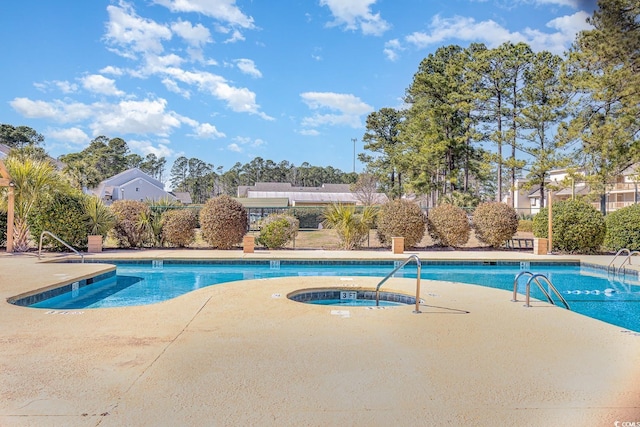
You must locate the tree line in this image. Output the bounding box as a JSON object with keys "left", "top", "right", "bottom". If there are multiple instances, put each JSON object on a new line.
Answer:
{"left": 360, "top": 0, "right": 639, "bottom": 212}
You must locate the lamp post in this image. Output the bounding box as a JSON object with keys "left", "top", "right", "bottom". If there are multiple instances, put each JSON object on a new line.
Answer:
{"left": 120, "top": 188, "right": 125, "bottom": 200}
{"left": 351, "top": 138, "right": 357, "bottom": 173}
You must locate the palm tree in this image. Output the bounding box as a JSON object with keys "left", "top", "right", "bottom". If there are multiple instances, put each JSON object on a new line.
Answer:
{"left": 322, "top": 204, "right": 376, "bottom": 250}
{"left": 1, "top": 158, "right": 62, "bottom": 251}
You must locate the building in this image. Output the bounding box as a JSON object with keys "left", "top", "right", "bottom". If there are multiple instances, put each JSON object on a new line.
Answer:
{"left": 507, "top": 165, "right": 639, "bottom": 215}
{"left": 87, "top": 168, "right": 186, "bottom": 205}
{"left": 237, "top": 182, "right": 388, "bottom": 206}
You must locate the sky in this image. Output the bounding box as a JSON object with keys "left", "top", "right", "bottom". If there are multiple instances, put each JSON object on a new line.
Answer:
{"left": 0, "top": 0, "right": 598, "bottom": 179}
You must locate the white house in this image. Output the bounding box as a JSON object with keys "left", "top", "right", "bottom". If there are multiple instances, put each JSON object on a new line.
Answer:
{"left": 237, "top": 182, "right": 388, "bottom": 206}
{"left": 87, "top": 168, "right": 179, "bottom": 205}
{"left": 507, "top": 165, "right": 639, "bottom": 215}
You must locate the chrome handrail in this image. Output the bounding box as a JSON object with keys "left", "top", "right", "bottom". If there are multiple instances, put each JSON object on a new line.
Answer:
{"left": 608, "top": 248, "right": 631, "bottom": 273}
{"left": 617, "top": 250, "right": 640, "bottom": 276}
{"left": 38, "top": 231, "right": 84, "bottom": 263}
{"left": 375, "top": 254, "right": 422, "bottom": 313}
{"left": 512, "top": 271, "right": 570, "bottom": 310}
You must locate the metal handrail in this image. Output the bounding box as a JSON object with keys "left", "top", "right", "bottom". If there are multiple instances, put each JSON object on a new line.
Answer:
{"left": 38, "top": 231, "right": 84, "bottom": 263}
{"left": 512, "top": 271, "right": 570, "bottom": 310}
{"left": 617, "top": 250, "right": 640, "bottom": 275}
{"left": 608, "top": 248, "right": 631, "bottom": 272}
{"left": 375, "top": 254, "right": 422, "bottom": 313}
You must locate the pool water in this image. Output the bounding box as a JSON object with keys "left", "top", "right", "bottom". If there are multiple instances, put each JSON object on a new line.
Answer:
{"left": 26, "top": 261, "right": 640, "bottom": 332}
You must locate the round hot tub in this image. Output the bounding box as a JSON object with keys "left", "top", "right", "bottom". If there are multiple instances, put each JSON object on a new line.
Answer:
{"left": 287, "top": 288, "right": 420, "bottom": 307}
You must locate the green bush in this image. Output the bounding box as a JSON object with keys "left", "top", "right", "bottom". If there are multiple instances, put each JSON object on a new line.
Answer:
{"left": 199, "top": 195, "right": 248, "bottom": 249}
{"left": 518, "top": 219, "right": 533, "bottom": 233}
{"left": 472, "top": 202, "right": 519, "bottom": 247}
{"left": 83, "top": 196, "right": 115, "bottom": 236}
{"left": 376, "top": 199, "right": 426, "bottom": 249}
{"left": 256, "top": 214, "right": 299, "bottom": 249}
{"left": 29, "top": 192, "right": 89, "bottom": 250}
{"left": 427, "top": 204, "right": 470, "bottom": 247}
{"left": 604, "top": 204, "right": 640, "bottom": 251}
{"left": 290, "top": 207, "right": 325, "bottom": 229}
{"left": 162, "top": 208, "right": 198, "bottom": 247}
{"left": 110, "top": 200, "right": 152, "bottom": 248}
{"left": 532, "top": 199, "right": 606, "bottom": 253}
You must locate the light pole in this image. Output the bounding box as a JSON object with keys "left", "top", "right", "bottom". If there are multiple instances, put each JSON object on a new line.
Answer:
{"left": 351, "top": 138, "right": 357, "bottom": 173}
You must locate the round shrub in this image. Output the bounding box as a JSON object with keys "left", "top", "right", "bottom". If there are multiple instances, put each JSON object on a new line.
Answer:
{"left": 532, "top": 199, "right": 605, "bottom": 253}
{"left": 518, "top": 219, "right": 533, "bottom": 233}
{"left": 376, "top": 199, "right": 426, "bottom": 248}
{"left": 162, "top": 208, "right": 198, "bottom": 247}
{"left": 29, "top": 192, "right": 89, "bottom": 250}
{"left": 427, "top": 204, "right": 470, "bottom": 247}
{"left": 472, "top": 202, "right": 519, "bottom": 247}
{"left": 199, "top": 195, "right": 248, "bottom": 249}
{"left": 256, "top": 214, "right": 299, "bottom": 249}
{"left": 110, "top": 200, "right": 151, "bottom": 248}
{"left": 290, "top": 207, "right": 324, "bottom": 229}
{"left": 604, "top": 204, "right": 640, "bottom": 251}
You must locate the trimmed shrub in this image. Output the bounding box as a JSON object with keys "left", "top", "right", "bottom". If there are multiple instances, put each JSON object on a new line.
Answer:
{"left": 256, "top": 214, "right": 299, "bottom": 249}
{"left": 199, "top": 195, "right": 248, "bottom": 249}
{"left": 376, "top": 199, "right": 426, "bottom": 249}
{"left": 604, "top": 204, "right": 640, "bottom": 251}
{"left": 290, "top": 207, "right": 325, "bottom": 229}
{"left": 29, "top": 192, "right": 89, "bottom": 250}
{"left": 472, "top": 202, "right": 519, "bottom": 247}
{"left": 518, "top": 219, "right": 533, "bottom": 233}
{"left": 427, "top": 204, "right": 470, "bottom": 247}
{"left": 162, "top": 208, "right": 198, "bottom": 247}
{"left": 110, "top": 200, "right": 151, "bottom": 248}
{"left": 532, "top": 199, "right": 605, "bottom": 253}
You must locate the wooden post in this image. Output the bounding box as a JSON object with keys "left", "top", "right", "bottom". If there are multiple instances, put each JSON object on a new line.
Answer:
{"left": 547, "top": 189, "right": 553, "bottom": 254}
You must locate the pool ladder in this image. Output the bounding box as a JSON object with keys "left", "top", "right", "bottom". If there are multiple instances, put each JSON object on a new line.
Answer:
{"left": 38, "top": 231, "right": 84, "bottom": 263}
{"left": 608, "top": 248, "right": 639, "bottom": 278}
{"left": 375, "top": 254, "right": 422, "bottom": 313}
{"left": 512, "top": 271, "right": 570, "bottom": 310}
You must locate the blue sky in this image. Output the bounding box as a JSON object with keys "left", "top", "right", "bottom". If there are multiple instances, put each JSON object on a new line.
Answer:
{"left": 1, "top": 0, "right": 596, "bottom": 178}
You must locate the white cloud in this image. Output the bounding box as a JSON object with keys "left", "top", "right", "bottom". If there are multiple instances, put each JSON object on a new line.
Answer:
{"left": 223, "top": 29, "right": 245, "bottom": 43}
{"left": 300, "top": 92, "right": 373, "bottom": 129}
{"left": 100, "top": 65, "right": 125, "bottom": 76}
{"left": 191, "top": 122, "right": 225, "bottom": 139}
{"left": 90, "top": 98, "right": 182, "bottom": 136}
{"left": 46, "top": 127, "right": 89, "bottom": 145}
{"left": 299, "top": 129, "right": 320, "bottom": 136}
{"left": 404, "top": 12, "right": 592, "bottom": 55}
{"left": 10, "top": 98, "right": 93, "bottom": 122}
{"left": 171, "top": 19, "right": 212, "bottom": 46}
{"left": 235, "top": 58, "right": 262, "bottom": 78}
{"left": 227, "top": 143, "right": 242, "bottom": 152}
{"left": 162, "top": 67, "right": 272, "bottom": 119}
{"left": 105, "top": 2, "right": 172, "bottom": 58}
{"left": 320, "top": 0, "right": 390, "bottom": 36}
{"left": 81, "top": 74, "right": 125, "bottom": 96}
{"left": 33, "top": 80, "right": 78, "bottom": 94}
{"left": 161, "top": 78, "right": 191, "bottom": 98}
{"left": 383, "top": 39, "right": 403, "bottom": 61}
{"left": 127, "top": 138, "right": 175, "bottom": 158}
{"left": 152, "top": 0, "right": 254, "bottom": 29}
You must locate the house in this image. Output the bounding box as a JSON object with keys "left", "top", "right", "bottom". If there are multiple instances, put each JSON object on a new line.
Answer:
{"left": 507, "top": 165, "right": 639, "bottom": 215}
{"left": 237, "top": 182, "right": 388, "bottom": 207}
{"left": 87, "top": 168, "right": 186, "bottom": 205}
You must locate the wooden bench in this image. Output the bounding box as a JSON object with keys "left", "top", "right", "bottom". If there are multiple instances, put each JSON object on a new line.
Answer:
{"left": 504, "top": 238, "right": 534, "bottom": 249}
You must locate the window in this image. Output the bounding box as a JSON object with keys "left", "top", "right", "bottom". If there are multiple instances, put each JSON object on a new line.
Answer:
{"left": 136, "top": 187, "right": 139, "bottom": 192}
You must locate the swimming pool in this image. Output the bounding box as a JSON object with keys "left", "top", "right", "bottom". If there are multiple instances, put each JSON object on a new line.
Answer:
{"left": 18, "top": 260, "right": 640, "bottom": 332}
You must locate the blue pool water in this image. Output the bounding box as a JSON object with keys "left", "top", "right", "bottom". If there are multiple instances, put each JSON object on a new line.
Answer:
{"left": 25, "top": 261, "right": 640, "bottom": 332}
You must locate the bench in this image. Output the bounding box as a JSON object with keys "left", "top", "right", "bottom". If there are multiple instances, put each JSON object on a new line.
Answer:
{"left": 504, "top": 238, "right": 534, "bottom": 249}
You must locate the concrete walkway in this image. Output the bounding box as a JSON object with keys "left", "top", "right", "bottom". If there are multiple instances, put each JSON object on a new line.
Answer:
{"left": 1, "top": 249, "right": 639, "bottom": 426}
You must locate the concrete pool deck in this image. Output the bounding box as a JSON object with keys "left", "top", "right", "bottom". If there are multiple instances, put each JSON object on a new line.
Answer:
{"left": 1, "top": 249, "right": 639, "bottom": 426}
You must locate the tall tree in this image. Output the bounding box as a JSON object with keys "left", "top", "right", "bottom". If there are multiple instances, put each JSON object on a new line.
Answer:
{"left": 0, "top": 124, "right": 44, "bottom": 148}
{"left": 359, "top": 108, "right": 404, "bottom": 198}
{"left": 519, "top": 50, "right": 571, "bottom": 207}
{"left": 565, "top": 0, "right": 640, "bottom": 213}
